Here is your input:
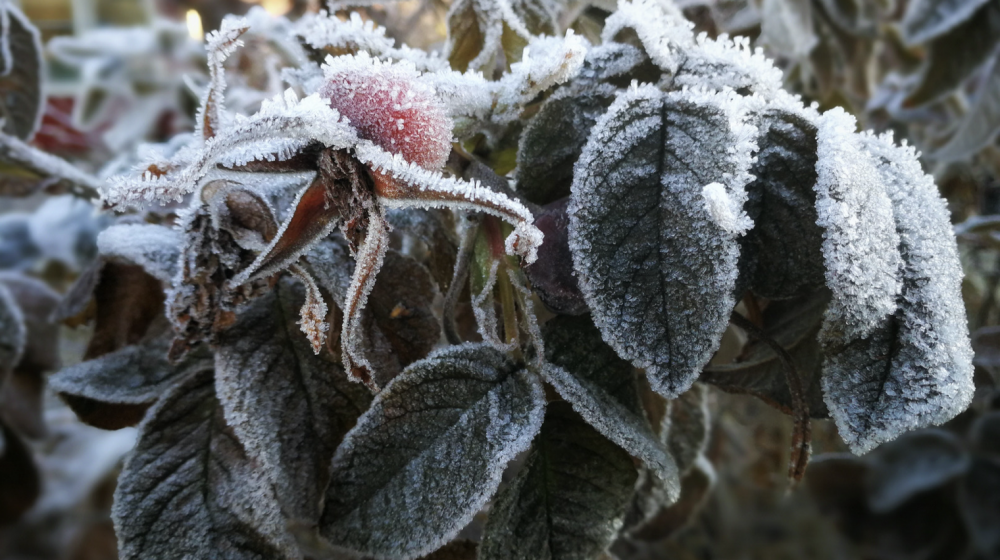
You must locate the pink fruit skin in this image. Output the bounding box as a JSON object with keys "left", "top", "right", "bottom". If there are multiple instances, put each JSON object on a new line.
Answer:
{"left": 321, "top": 66, "right": 452, "bottom": 172}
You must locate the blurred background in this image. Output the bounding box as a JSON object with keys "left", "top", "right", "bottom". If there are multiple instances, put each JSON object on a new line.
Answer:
{"left": 1, "top": 0, "right": 999, "bottom": 559}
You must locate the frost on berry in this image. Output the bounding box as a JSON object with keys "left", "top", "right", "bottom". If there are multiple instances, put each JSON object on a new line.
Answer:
{"left": 321, "top": 53, "right": 453, "bottom": 172}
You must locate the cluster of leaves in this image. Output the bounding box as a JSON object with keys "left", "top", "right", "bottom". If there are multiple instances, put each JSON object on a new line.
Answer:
{"left": 0, "top": 0, "right": 981, "bottom": 559}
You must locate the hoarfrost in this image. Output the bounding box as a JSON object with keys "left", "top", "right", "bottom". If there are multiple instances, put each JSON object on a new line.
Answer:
{"left": 821, "top": 132, "right": 974, "bottom": 454}
{"left": 320, "top": 344, "right": 545, "bottom": 559}
{"left": 540, "top": 315, "right": 680, "bottom": 500}
{"left": 493, "top": 32, "right": 588, "bottom": 123}
{"left": 600, "top": 0, "right": 690, "bottom": 73}
{"left": 96, "top": 224, "right": 182, "bottom": 283}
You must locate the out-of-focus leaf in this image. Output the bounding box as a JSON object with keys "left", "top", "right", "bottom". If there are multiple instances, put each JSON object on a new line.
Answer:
{"left": 900, "top": 0, "right": 992, "bottom": 46}
{"left": 0, "top": 273, "right": 60, "bottom": 439}
{"left": 386, "top": 208, "right": 459, "bottom": 292}
{"left": 84, "top": 262, "right": 165, "bottom": 360}
{"left": 702, "top": 291, "right": 830, "bottom": 419}
{"left": 905, "top": 1, "right": 1000, "bottom": 106}
{"left": 516, "top": 83, "right": 616, "bottom": 206}
{"left": 738, "top": 109, "right": 825, "bottom": 300}
{"left": 320, "top": 344, "right": 545, "bottom": 559}
{"left": 0, "top": 133, "right": 103, "bottom": 200}
{"left": 817, "top": 0, "right": 878, "bottom": 36}
{"left": 50, "top": 335, "right": 204, "bottom": 430}
{"left": 0, "top": 214, "right": 38, "bottom": 268}
{"left": 113, "top": 368, "right": 298, "bottom": 560}
{"left": 215, "top": 280, "right": 372, "bottom": 522}
{"left": 524, "top": 199, "right": 588, "bottom": 315}
{"left": 512, "top": 0, "right": 558, "bottom": 37}
{"left": 541, "top": 315, "right": 680, "bottom": 496}
{"left": 933, "top": 52, "right": 1000, "bottom": 161}
{"left": 0, "top": 422, "right": 39, "bottom": 526}
{"left": 971, "top": 411, "right": 1000, "bottom": 457}
{"left": 569, "top": 86, "right": 750, "bottom": 399}
{"left": 447, "top": 0, "right": 488, "bottom": 72}
{"left": 0, "top": 3, "right": 44, "bottom": 140}
{"left": 625, "top": 458, "right": 714, "bottom": 542}
{"left": 958, "top": 458, "right": 1000, "bottom": 557}
{"left": 95, "top": 224, "right": 182, "bottom": 283}
{"left": 758, "top": 0, "right": 817, "bottom": 59}
{"left": 0, "top": 283, "right": 25, "bottom": 378}
{"left": 480, "top": 402, "right": 637, "bottom": 560}
{"left": 864, "top": 429, "right": 971, "bottom": 512}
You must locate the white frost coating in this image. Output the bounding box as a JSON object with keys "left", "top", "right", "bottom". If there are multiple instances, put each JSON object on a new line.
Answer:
{"left": 676, "top": 33, "right": 785, "bottom": 97}
{"left": 354, "top": 140, "right": 543, "bottom": 263}
{"left": 197, "top": 17, "right": 248, "bottom": 140}
{"left": 97, "top": 224, "right": 183, "bottom": 283}
{"left": 0, "top": 131, "right": 103, "bottom": 195}
{"left": 702, "top": 183, "right": 743, "bottom": 234}
{"left": 822, "top": 132, "right": 974, "bottom": 454}
{"left": 419, "top": 67, "right": 493, "bottom": 120}
{"left": 104, "top": 90, "right": 357, "bottom": 208}
{"left": 493, "top": 32, "right": 588, "bottom": 124}
{"left": 813, "top": 107, "right": 902, "bottom": 342}
{"left": 601, "top": 0, "right": 691, "bottom": 73}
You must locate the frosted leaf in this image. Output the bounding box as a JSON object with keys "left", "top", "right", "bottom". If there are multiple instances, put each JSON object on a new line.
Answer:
{"left": 104, "top": 89, "right": 356, "bottom": 208}
{"left": 492, "top": 32, "right": 588, "bottom": 124}
{"left": 445, "top": 0, "right": 538, "bottom": 72}
{"left": 215, "top": 281, "right": 372, "bottom": 523}
{"left": 321, "top": 52, "right": 453, "bottom": 171}
{"left": 0, "top": 2, "right": 43, "bottom": 141}
{"left": 600, "top": 0, "right": 691, "bottom": 73}
{"left": 701, "top": 183, "right": 745, "bottom": 235}
{"left": 737, "top": 106, "right": 826, "bottom": 299}
{"left": 568, "top": 84, "right": 750, "bottom": 398}
{"left": 50, "top": 335, "right": 207, "bottom": 430}
{"left": 932, "top": 53, "right": 1000, "bottom": 161}
{"left": 0, "top": 272, "right": 61, "bottom": 379}
{"left": 673, "top": 33, "right": 784, "bottom": 97}
{"left": 0, "top": 131, "right": 103, "bottom": 200}
{"left": 113, "top": 368, "right": 299, "bottom": 560}
{"left": 198, "top": 17, "right": 249, "bottom": 140}
{"left": 900, "top": 0, "right": 989, "bottom": 44}
{"left": 758, "top": 0, "right": 817, "bottom": 60}
{"left": 96, "top": 224, "right": 182, "bottom": 283}
{"left": 575, "top": 42, "right": 657, "bottom": 86}
{"left": 821, "top": 132, "right": 974, "bottom": 454}
{"left": 864, "top": 429, "right": 971, "bottom": 512}
{"left": 320, "top": 343, "right": 545, "bottom": 559}
{"left": 660, "top": 383, "right": 710, "bottom": 477}
{"left": 479, "top": 402, "right": 638, "bottom": 560}
{"left": 297, "top": 12, "right": 447, "bottom": 73}
{"left": 418, "top": 67, "right": 493, "bottom": 123}
{"left": 540, "top": 315, "right": 680, "bottom": 497}
{"left": 702, "top": 291, "right": 830, "bottom": 418}
{"left": 0, "top": 283, "right": 25, "bottom": 377}
{"left": 813, "top": 108, "right": 902, "bottom": 344}
{"left": 515, "top": 83, "right": 616, "bottom": 205}
{"left": 354, "top": 140, "right": 542, "bottom": 263}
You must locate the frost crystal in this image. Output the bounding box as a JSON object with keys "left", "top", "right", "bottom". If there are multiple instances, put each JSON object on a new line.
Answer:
{"left": 601, "top": 0, "right": 690, "bottom": 73}
{"left": 96, "top": 224, "right": 182, "bottom": 283}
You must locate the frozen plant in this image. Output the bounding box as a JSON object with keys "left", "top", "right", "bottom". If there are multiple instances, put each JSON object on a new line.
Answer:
{"left": 0, "top": 0, "right": 976, "bottom": 559}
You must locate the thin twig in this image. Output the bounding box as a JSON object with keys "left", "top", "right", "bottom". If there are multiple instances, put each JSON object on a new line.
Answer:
{"left": 729, "top": 311, "right": 812, "bottom": 486}
{"left": 442, "top": 213, "right": 479, "bottom": 344}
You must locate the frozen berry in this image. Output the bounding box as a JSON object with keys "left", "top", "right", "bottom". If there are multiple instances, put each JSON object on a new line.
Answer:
{"left": 321, "top": 54, "right": 452, "bottom": 171}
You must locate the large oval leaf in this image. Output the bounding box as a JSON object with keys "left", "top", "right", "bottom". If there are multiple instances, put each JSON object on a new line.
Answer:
{"left": 568, "top": 85, "right": 751, "bottom": 398}
{"left": 113, "top": 368, "right": 297, "bottom": 560}
{"left": 479, "top": 402, "right": 637, "bottom": 560}
{"left": 320, "top": 343, "right": 545, "bottom": 559}
{"left": 0, "top": 4, "right": 43, "bottom": 140}
{"left": 215, "top": 280, "right": 372, "bottom": 523}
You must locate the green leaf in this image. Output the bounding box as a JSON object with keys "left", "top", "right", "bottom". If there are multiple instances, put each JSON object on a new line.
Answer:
{"left": 0, "top": 4, "right": 44, "bottom": 140}
{"left": 214, "top": 280, "right": 373, "bottom": 523}
{"left": 568, "top": 86, "right": 750, "bottom": 398}
{"left": 113, "top": 368, "right": 298, "bottom": 560}
{"left": 480, "top": 402, "right": 638, "bottom": 560}
{"left": 320, "top": 343, "right": 546, "bottom": 559}
{"left": 447, "top": 0, "right": 489, "bottom": 72}
{"left": 540, "top": 315, "right": 679, "bottom": 497}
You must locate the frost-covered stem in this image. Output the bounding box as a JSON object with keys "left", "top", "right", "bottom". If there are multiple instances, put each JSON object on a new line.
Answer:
{"left": 342, "top": 210, "right": 390, "bottom": 390}
{"left": 729, "top": 311, "right": 811, "bottom": 484}
{"left": 443, "top": 214, "right": 479, "bottom": 344}
{"left": 498, "top": 261, "right": 522, "bottom": 363}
